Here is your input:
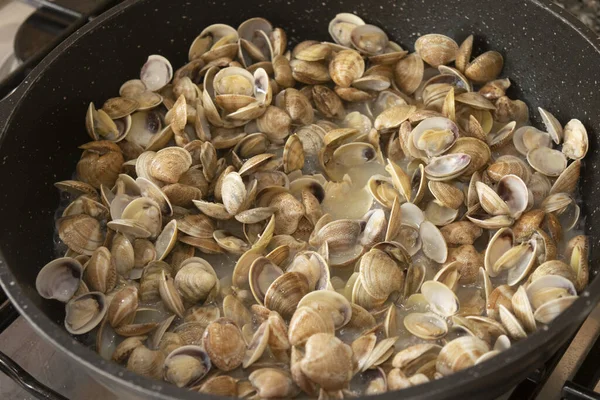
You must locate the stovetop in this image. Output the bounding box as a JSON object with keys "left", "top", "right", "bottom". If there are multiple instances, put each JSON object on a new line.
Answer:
{"left": 0, "top": 0, "right": 599, "bottom": 399}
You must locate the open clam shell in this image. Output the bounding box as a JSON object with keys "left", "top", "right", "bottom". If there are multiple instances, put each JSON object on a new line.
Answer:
{"left": 421, "top": 280, "right": 459, "bottom": 317}
{"left": 164, "top": 345, "right": 211, "bottom": 388}
{"left": 36, "top": 257, "right": 83, "bottom": 302}
{"left": 65, "top": 291, "right": 107, "bottom": 335}
{"left": 425, "top": 153, "right": 471, "bottom": 181}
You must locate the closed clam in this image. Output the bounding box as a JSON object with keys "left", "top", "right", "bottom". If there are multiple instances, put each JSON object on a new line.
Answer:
{"left": 58, "top": 214, "right": 105, "bottom": 256}
{"left": 249, "top": 368, "right": 299, "bottom": 399}
{"left": 465, "top": 51, "right": 504, "bottom": 83}
{"left": 203, "top": 318, "right": 246, "bottom": 371}
{"left": 415, "top": 34, "right": 458, "bottom": 67}
{"left": 329, "top": 50, "right": 365, "bottom": 88}
{"left": 351, "top": 24, "right": 389, "bottom": 55}
{"left": 127, "top": 345, "right": 165, "bottom": 380}
{"left": 174, "top": 258, "right": 218, "bottom": 304}
{"left": 300, "top": 333, "right": 354, "bottom": 390}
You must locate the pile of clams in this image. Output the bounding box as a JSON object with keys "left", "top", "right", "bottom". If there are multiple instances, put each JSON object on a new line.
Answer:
{"left": 37, "top": 12, "right": 590, "bottom": 398}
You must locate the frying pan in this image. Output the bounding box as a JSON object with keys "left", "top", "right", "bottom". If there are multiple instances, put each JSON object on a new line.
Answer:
{"left": 0, "top": 0, "right": 599, "bottom": 399}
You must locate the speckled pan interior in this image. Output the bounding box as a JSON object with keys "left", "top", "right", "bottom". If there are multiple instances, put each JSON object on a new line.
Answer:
{"left": 0, "top": 0, "right": 599, "bottom": 399}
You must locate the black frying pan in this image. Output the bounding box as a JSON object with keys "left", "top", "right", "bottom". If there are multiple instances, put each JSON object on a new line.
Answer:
{"left": 0, "top": 0, "right": 599, "bottom": 399}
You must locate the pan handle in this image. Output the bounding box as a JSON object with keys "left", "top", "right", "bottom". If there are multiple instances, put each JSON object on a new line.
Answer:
{"left": 0, "top": 350, "right": 68, "bottom": 400}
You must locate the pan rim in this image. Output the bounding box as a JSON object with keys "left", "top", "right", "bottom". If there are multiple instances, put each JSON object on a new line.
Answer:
{"left": 0, "top": 0, "right": 598, "bottom": 398}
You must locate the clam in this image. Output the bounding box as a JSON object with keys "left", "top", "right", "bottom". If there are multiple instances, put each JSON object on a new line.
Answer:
{"left": 159, "top": 270, "right": 185, "bottom": 317}
{"left": 411, "top": 117, "right": 459, "bottom": 157}
{"left": 242, "top": 320, "right": 270, "bottom": 368}
{"left": 328, "top": 13, "right": 365, "bottom": 47}
{"left": 421, "top": 280, "right": 459, "bottom": 317}
{"left": 419, "top": 221, "right": 448, "bottom": 263}
{"left": 64, "top": 291, "right": 107, "bottom": 335}
{"left": 511, "top": 286, "right": 536, "bottom": 333}
{"left": 359, "top": 248, "right": 404, "bottom": 300}
{"left": 297, "top": 290, "right": 352, "bottom": 329}
{"left": 498, "top": 304, "right": 527, "bottom": 340}
{"left": 527, "top": 147, "right": 567, "bottom": 177}
{"left": 264, "top": 272, "right": 310, "bottom": 318}
{"left": 479, "top": 78, "right": 511, "bottom": 100}
{"left": 465, "top": 51, "right": 504, "bottom": 83}
{"left": 534, "top": 296, "right": 577, "bottom": 324}
{"left": 300, "top": 333, "right": 354, "bottom": 391}
{"left": 440, "top": 221, "right": 482, "bottom": 245}
{"left": 107, "top": 286, "right": 138, "bottom": 327}
{"left": 394, "top": 53, "right": 424, "bottom": 95}
{"left": 249, "top": 257, "right": 284, "bottom": 304}
{"left": 127, "top": 346, "right": 165, "bottom": 380}
{"left": 455, "top": 35, "right": 473, "bottom": 72}
{"left": 290, "top": 60, "right": 330, "bottom": 85}
{"left": 414, "top": 34, "right": 458, "bottom": 67}
{"left": 164, "top": 345, "right": 211, "bottom": 388}
{"left": 174, "top": 258, "right": 218, "bottom": 304}
{"left": 429, "top": 181, "right": 464, "bottom": 210}
{"left": 566, "top": 235, "right": 589, "bottom": 292}
{"left": 487, "top": 155, "right": 531, "bottom": 183}
{"left": 425, "top": 153, "right": 471, "bottom": 181}
{"left": 197, "top": 375, "right": 238, "bottom": 396}
{"left": 351, "top": 24, "right": 389, "bottom": 55}
{"left": 404, "top": 312, "right": 448, "bottom": 340}
{"left": 84, "top": 247, "right": 117, "bottom": 293}
{"left": 140, "top": 55, "right": 173, "bottom": 92}
{"left": 112, "top": 336, "right": 147, "bottom": 363}
{"left": 513, "top": 126, "right": 551, "bottom": 156}
{"left": 57, "top": 214, "right": 105, "bottom": 256}
{"left": 425, "top": 200, "right": 458, "bottom": 227}
{"left": 550, "top": 160, "right": 581, "bottom": 195}
{"left": 36, "top": 258, "right": 83, "bottom": 302}
{"left": 288, "top": 306, "right": 335, "bottom": 346}
{"left": 203, "top": 318, "right": 246, "bottom": 371}
{"left": 436, "top": 336, "right": 489, "bottom": 376}
{"left": 526, "top": 275, "right": 576, "bottom": 310}
{"left": 329, "top": 50, "right": 365, "bottom": 88}
{"left": 562, "top": 119, "right": 588, "bottom": 160}
{"left": 249, "top": 368, "right": 299, "bottom": 399}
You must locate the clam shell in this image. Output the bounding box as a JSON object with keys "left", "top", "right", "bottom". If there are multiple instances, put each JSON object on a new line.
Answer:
{"left": 527, "top": 147, "right": 567, "bottom": 177}
{"left": 203, "top": 318, "right": 246, "bottom": 371}
{"left": 36, "top": 258, "right": 83, "bottom": 302}
{"left": 425, "top": 153, "right": 471, "bottom": 181}
{"left": 436, "top": 336, "right": 489, "bottom": 376}
{"left": 421, "top": 280, "right": 459, "bottom": 317}
{"left": 415, "top": 34, "right": 458, "bottom": 67}
{"left": 329, "top": 49, "right": 365, "bottom": 88}
{"left": 404, "top": 312, "right": 448, "bottom": 339}
{"left": 534, "top": 296, "right": 577, "bottom": 324}
{"left": 562, "top": 119, "right": 588, "bottom": 160}
{"left": 163, "top": 345, "right": 211, "bottom": 387}
{"left": 65, "top": 291, "right": 107, "bottom": 335}
{"left": 393, "top": 53, "right": 424, "bottom": 95}
{"left": 465, "top": 51, "right": 503, "bottom": 83}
